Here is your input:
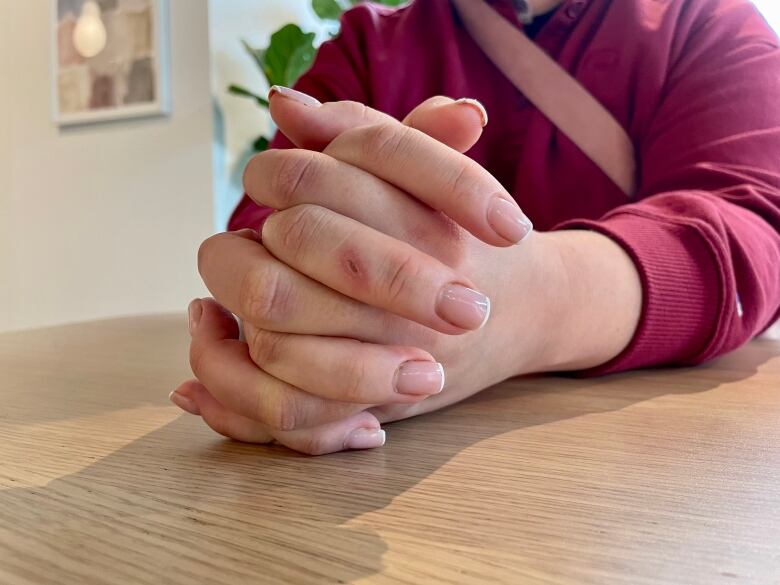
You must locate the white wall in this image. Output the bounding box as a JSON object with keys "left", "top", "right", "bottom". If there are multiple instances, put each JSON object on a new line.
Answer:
{"left": 0, "top": 0, "right": 213, "bottom": 333}
{"left": 209, "top": 0, "right": 328, "bottom": 229}
{"left": 0, "top": 4, "right": 12, "bottom": 328}
{"left": 754, "top": 0, "right": 780, "bottom": 30}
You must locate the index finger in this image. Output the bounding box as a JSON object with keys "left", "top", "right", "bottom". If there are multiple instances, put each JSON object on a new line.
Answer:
{"left": 268, "top": 87, "right": 485, "bottom": 154}
{"left": 323, "top": 122, "right": 533, "bottom": 247}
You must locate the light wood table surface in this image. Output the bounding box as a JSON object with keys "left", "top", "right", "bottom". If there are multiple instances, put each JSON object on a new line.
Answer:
{"left": 1, "top": 316, "right": 779, "bottom": 585}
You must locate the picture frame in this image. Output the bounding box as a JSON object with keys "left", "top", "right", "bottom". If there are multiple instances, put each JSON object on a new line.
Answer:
{"left": 52, "top": 0, "right": 171, "bottom": 126}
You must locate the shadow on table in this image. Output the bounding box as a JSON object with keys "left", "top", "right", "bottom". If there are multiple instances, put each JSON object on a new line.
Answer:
{"left": 0, "top": 345, "right": 773, "bottom": 584}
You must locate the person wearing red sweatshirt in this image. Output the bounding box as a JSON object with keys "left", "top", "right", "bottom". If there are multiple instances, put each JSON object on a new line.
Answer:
{"left": 170, "top": 0, "right": 780, "bottom": 455}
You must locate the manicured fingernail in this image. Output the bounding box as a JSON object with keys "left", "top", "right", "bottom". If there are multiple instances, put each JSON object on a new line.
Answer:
{"left": 268, "top": 85, "right": 322, "bottom": 107}
{"left": 455, "top": 98, "right": 489, "bottom": 127}
{"left": 169, "top": 390, "right": 201, "bottom": 416}
{"left": 487, "top": 197, "right": 533, "bottom": 244}
{"left": 436, "top": 284, "right": 491, "bottom": 330}
{"left": 394, "top": 361, "right": 445, "bottom": 396}
{"left": 345, "top": 428, "right": 386, "bottom": 450}
{"left": 188, "top": 299, "right": 203, "bottom": 336}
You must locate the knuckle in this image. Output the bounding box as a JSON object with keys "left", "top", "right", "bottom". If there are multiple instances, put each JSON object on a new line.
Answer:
{"left": 341, "top": 100, "right": 374, "bottom": 126}
{"left": 382, "top": 251, "right": 423, "bottom": 304}
{"left": 248, "top": 329, "right": 287, "bottom": 368}
{"left": 271, "top": 150, "right": 319, "bottom": 208}
{"left": 268, "top": 204, "right": 330, "bottom": 262}
{"left": 362, "top": 122, "right": 408, "bottom": 162}
{"left": 238, "top": 264, "right": 292, "bottom": 326}
{"left": 340, "top": 356, "right": 369, "bottom": 403}
{"left": 264, "top": 391, "right": 301, "bottom": 432}
{"left": 443, "top": 163, "right": 476, "bottom": 206}
{"left": 297, "top": 433, "right": 332, "bottom": 456}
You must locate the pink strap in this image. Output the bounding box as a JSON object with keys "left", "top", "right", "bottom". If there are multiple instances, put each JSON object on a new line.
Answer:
{"left": 452, "top": 0, "right": 637, "bottom": 196}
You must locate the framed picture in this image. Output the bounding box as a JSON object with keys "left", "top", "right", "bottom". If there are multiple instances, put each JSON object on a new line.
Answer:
{"left": 52, "top": 0, "right": 170, "bottom": 126}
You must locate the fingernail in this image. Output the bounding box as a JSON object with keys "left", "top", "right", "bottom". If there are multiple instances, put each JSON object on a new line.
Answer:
{"left": 487, "top": 197, "right": 533, "bottom": 244}
{"left": 436, "top": 284, "right": 491, "bottom": 330}
{"left": 169, "top": 390, "right": 201, "bottom": 416}
{"left": 188, "top": 299, "right": 203, "bottom": 336}
{"left": 394, "top": 361, "right": 445, "bottom": 396}
{"left": 345, "top": 428, "right": 386, "bottom": 450}
{"left": 268, "top": 85, "right": 322, "bottom": 108}
{"left": 455, "top": 98, "right": 489, "bottom": 127}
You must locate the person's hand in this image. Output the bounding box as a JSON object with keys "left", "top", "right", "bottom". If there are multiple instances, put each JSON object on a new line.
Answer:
{"left": 173, "top": 94, "right": 507, "bottom": 453}
{"left": 171, "top": 90, "right": 642, "bottom": 454}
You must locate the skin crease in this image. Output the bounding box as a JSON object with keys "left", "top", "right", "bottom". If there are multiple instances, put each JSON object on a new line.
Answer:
{"left": 172, "top": 91, "right": 642, "bottom": 455}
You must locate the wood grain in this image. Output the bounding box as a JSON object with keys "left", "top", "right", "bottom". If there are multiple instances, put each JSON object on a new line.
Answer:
{"left": 0, "top": 315, "right": 779, "bottom": 584}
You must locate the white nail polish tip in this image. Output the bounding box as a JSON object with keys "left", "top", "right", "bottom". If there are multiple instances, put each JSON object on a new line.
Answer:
{"left": 437, "top": 364, "right": 446, "bottom": 394}
{"left": 514, "top": 222, "right": 534, "bottom": 246}
{"left": 455, "top": 97, "right": 489, "bottom": 127}
{"left": 268, "top": 85, "right": 322, "bottom": 107}
{"left": 345, "top": 428, "right": 386, "bottom": 450}
{"left": 477, "top": 296, "right": 492, "bottom": 330}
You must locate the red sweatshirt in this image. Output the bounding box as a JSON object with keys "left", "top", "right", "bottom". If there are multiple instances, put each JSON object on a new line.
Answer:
{"left": 229, "top": 0, "right": 780, "bottom": 374}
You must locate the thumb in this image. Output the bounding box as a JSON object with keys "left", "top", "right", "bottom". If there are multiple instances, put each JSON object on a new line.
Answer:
{"left": 402, "top": 95, "right": 487, "bottom": 153}
{"left": 268, "top": 86, "right": 486, "bottom": 153}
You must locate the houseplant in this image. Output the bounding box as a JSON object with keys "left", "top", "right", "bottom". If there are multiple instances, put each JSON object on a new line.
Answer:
{"left": 227, "top": 0, "right": 405, "bottom": 152}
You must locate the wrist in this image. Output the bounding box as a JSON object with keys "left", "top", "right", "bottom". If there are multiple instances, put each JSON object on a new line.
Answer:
{"left": 520, "top": 230, "right": 642, "bottom": 373}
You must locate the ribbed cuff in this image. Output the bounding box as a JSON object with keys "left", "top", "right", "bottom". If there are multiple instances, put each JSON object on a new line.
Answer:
{"left": 556, "top": 211, "right": 725, "bottom": 375}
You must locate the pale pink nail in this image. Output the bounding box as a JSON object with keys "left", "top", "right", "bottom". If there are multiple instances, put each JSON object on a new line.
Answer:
{"left": 344, "top": 428, "right": 386, "bottom": 450}
{"left": 169, "top": 391, "right": 201, "bottom": 416}
{"left": 188, "top": 299, "right": 203, "bottom": 337}
{"left": 436, "top": 284, "right": 491, "bottom": 330}
{"left": 487, "top": 197, "right": 533, "bottom": 244}
{"left": 455, "top": 98, "right": 489, "bottom": 127}
{"left": 394, "top": 361, "right": 445, "bottom": 396}
{"left": 268, "top": 85, "right": 322, "bottom": 107}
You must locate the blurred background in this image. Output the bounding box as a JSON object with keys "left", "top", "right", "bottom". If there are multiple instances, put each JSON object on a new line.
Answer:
{"left": 1, "top": 0, "right": 778, "bottom": 334}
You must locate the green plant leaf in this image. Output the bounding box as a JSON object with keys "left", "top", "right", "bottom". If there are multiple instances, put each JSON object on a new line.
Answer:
{"left": 241, "top": 40, "right": 266, "bottom": 77}
{"left": 263, "top": 24, "right": 317, "bottom": 87}
{"left": 349, "top": 0, "right": 406, "bottom": 4}
{"left": 253, "top": 136, "right": 271, "bottom": 152}
{"left": 285, "top": 41, "right": 316, "bottom": 87}
{"left": 227, "top": 84, "right": 270, "bottom": 108}
{"left": 312, "top": 0, "right": 343, "bottom": 20}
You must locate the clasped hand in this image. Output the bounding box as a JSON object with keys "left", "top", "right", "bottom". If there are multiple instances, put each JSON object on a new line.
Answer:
{"left": 171, "top": 89, "right": 637, "bottom": 454}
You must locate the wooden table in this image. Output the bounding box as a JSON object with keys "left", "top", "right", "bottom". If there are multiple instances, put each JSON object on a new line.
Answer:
{"left": 1, "top": 316, "right": 779, "bottom": 585}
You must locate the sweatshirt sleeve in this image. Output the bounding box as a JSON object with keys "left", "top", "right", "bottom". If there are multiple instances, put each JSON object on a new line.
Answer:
{"left": 557, "top": 1, "right": 780, "bottom": 373}
{"left": 227, "top": 9, "right": 371, "bottom": 232}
